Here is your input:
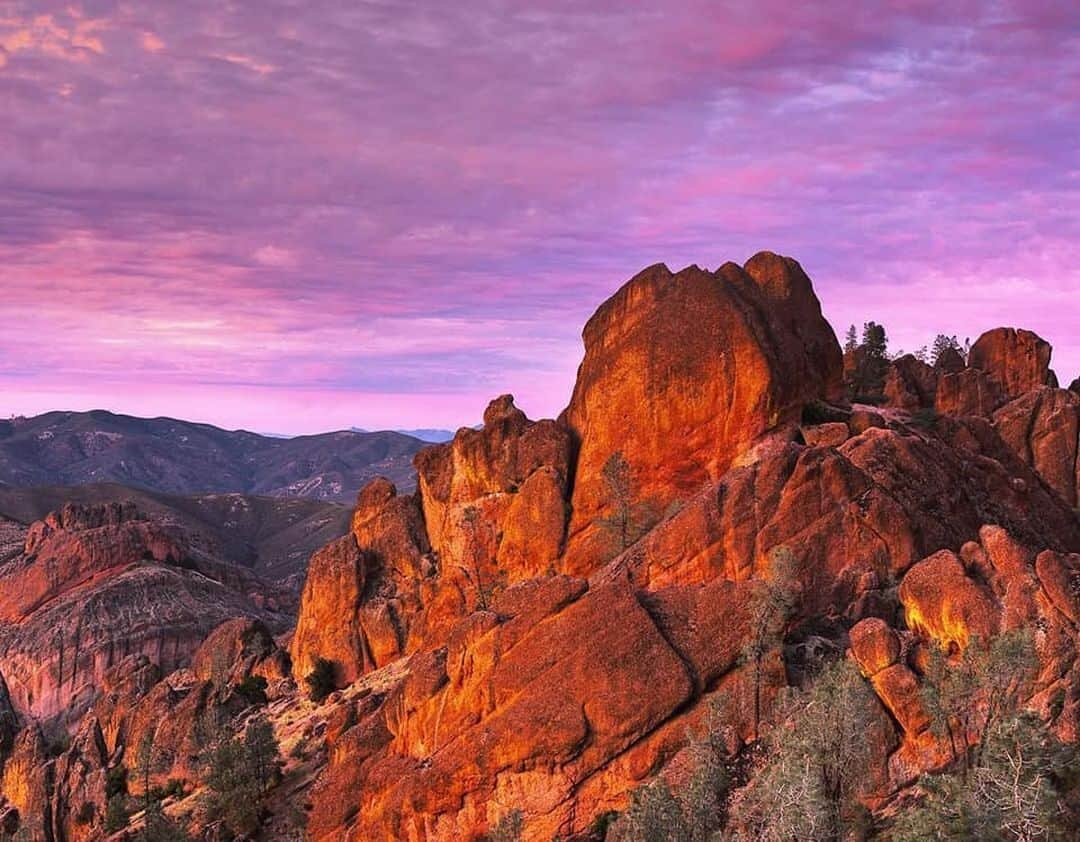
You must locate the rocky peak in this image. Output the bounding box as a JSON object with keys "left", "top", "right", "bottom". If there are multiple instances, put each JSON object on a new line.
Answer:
{"left": 23, "top": 500, "right": 147, "bottom": 556}
{"left": 482, "top": 393, "right": 527, "bottom": 429}
{"left": 2, "top": 503, "right": 186, "bottom": 624}
{"left": 562, "top": 252, "right": 842, "bottom": 573}
{"left": 969, "top": 327, "right": 1054, "bottom": 401}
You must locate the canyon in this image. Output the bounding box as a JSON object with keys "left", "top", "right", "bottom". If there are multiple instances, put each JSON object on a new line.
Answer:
{"left": 0, "top": 252, "right": 1077, "bottom": 840}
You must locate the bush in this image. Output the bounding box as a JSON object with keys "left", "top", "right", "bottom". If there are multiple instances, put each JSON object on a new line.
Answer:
{"left": 149, "top": 778, "right": 184, "bottom": 801}
{"left": 203, "top": 716, "right": 282, "bottom": 837}
{"left": 488, "top": 809, "right": 523, "bottom": 842}
{"left": 589, "top": 811, "right": 619, "bottom": 837}
{"left": 139, "top": 799, "right": 193, "bottom": 842}
{"left": 104, "top": 795, "right": 129, "bottom": 833}
{"left": 47, "top": 733, "right": 70, "bottom": 757}
{"left": 105, "top": 764, "right": 128, "bottom": 798}
{"left": 304, "top": 657, "right": 338, "bottom": 703}
{"left": 909, "top": 407, "right": 939, "bottom": 428}
{"left": 234, "top": 674, "right": 269, "bottom": 706}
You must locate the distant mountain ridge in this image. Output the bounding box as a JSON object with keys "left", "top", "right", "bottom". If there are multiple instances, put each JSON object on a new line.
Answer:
{"left": 351, "top": 426, "right": 457, "bottom": 443}
{"left": 0, "top": 410, "right": 425, "bottom": 502}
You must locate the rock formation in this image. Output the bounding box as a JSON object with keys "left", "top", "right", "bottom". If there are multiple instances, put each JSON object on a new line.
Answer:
{"left": 969, "top": 327, "right": 1055, "bottom": 400}
{"left": 0, "top": 503, "right": 293, "bottom": 722}
{"left": 285, "top": 255, "right": 1079, "bottom": 840}
{"left": 562, "top": 253, "right": 842, "bottom": 573}
{"left": 3, "top": 252, "right": 1078, "bottom": 841}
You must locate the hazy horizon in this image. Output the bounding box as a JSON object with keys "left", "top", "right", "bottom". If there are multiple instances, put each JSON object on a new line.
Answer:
{"left": 3, "top": 2, "right": 1078, "bottom": 434}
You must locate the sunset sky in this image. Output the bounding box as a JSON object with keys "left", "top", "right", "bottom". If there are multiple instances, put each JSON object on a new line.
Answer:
{"left": 2, "top": 1, "right": 1077, "bottom": 434}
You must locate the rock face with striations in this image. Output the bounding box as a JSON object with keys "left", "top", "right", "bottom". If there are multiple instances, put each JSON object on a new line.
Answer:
{"left": 992, "top": 387, "right": 1079, "bottom": 507}
{"left": 561, "top": 252, "right": 843, "bottom": 573}
{"left": 0, "top": 503, "right": 292, "bottom": 722}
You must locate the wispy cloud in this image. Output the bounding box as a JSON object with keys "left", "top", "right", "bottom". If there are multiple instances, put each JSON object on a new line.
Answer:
{"left": 1, "top": 1, "right": 1077, "bottom": 432}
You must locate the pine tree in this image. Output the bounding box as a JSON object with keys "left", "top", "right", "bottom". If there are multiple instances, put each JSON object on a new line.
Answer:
{"left": 848, "top": 321, "right": 890, "bottom": 400}
{"left": 844, "top": 324, "right": 858, "bottom": 354}
{"left": 727, "top": 658, "right": 878, "bottom": 840}
{"left": 931, "top": 334, "right": 962, "bottom": 365}
{"left": 598, "top": 450, "right": 658, "bottom": 556}
{"left": 740, "top": 547, "right": 798, "bottom": 740}
{"left": 135, "top": 730, "right": 155, "bottom": 814}
{"left": 205, "top": 735, "right": 262, "bottom": 835}
{"left": 304, "top": 656, "right": 337, "bottom": 702}
{"left": 921, "top": 630, "right": 1036, "bottom": 779}
{"left": 244, "top": 714, "right": 280, "bottom": 794}
{"left": 892, "top": 711, "right": 1079, "bottom": 840}
{"left": 460, "top": 505, "right": 490, "bottom": 609}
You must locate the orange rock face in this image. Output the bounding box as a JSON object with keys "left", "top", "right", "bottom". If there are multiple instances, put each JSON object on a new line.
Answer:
{"left": 416, "top": 394, "right": 571, "bottom": 587}
{"left": 992, "top": 386, "right": 1079, "bottom": 507}
{"left": 861, "top": 527, "right": 1080, "bottom": 775}
{"left": 290, "top": 261, "right": 1080, "bottom": 840}
{"left": 936, "top": 367, "right": 1004, "bottom": 416}
{"left": 899, "top": 549, "right": 998, "bottom": 650}
{"left": 562, "top": 253, "right": 842, "bottom": 574}
{"left": 291, "top": 533, "right": 368, "bottom": 686}
{"left": 969, "top": 327, "right": 1054, "bottom": 400}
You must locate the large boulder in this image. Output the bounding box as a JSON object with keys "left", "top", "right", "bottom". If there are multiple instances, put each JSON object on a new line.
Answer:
{"left": 291, "top": 533, "right": 370, "bottom": 687}
{"left": 969, "top": 327, "right": 1054, "bottom": 401}
{"left": 562, "top": 253, "right": 842, "bottom": 574}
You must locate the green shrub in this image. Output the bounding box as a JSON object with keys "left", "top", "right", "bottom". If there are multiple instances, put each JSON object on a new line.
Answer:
{"left": 589, "top": 810, "right": 619, "bottom": 837}
{"left": 488, "top": 809, "right": 523, "bottom": 842}
{"left": 47, "top": 733, "right": 70, "bottom": 757}
{"left": 105, "top": 764, "right": 128, "bottom": 798}
{"left": 304, "top": 657, "right": 337, "bottom": 703}
{"left": 104, "top": 795, "right": 129, "bottom": 833}
{"left": 234, "top": 674, "right": 269, "bottom": 706}
{"left": 909, "top": 407, "right": 938, "bottom": 428}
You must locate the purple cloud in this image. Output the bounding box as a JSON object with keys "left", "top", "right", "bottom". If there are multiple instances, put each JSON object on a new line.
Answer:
{"left": 1, "top": 1, "right": 1077, "bottom": 432}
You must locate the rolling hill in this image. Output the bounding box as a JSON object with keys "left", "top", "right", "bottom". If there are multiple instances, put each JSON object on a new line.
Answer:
{"left": 0, "top": 410, "right": 424, "bottom": 502}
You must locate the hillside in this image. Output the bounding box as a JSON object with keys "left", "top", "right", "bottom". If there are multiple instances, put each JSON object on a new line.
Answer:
{"left": 0, "top": 483, "right": 350, "bottom": 581}
{"left": 0, "top": 411, "right": 424, "bottom": 501}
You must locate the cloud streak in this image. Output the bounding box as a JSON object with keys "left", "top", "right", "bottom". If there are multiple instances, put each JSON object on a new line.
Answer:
{"left": 1, "top": 1, "right": 1077, "bottom": 432}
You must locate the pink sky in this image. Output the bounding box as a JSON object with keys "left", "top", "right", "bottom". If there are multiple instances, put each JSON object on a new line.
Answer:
{"left": 1, "top": 1, "right": 1077, "bottom": 433}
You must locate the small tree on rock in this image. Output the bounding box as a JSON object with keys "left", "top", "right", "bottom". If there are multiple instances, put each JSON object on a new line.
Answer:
{"left": 598, "top": 451, "right": 659, "bottom": 557}
{"left": 727, "top": 658, "right": 878, "bottom": 840}
{"left": 740, "top": 546, "right": 798, "bottom": 740}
